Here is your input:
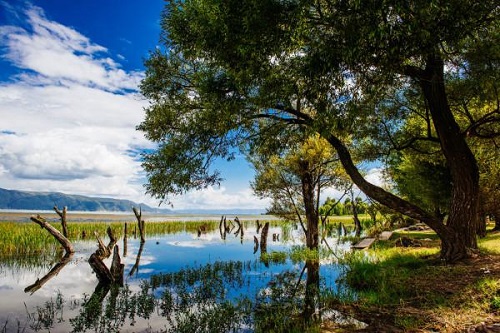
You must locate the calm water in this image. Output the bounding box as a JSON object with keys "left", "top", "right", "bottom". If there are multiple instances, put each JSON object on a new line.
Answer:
{"left": 0, "top": 221, "right": 352, "bottom": 332}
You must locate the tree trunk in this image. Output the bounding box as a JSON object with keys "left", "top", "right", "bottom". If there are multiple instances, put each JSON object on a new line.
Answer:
{"left": 300, "top": 161, "right": 319, "bottom": 249}
{"left": 419, "top": 54, "right": 479, "bottom": 258}
{"left": 302, "top": 259, "right": 320, "bottom": 326}
{"left": 351, "top": 191, "right": 362, "bottom": 237}
{"left": 325, "top": 55, "right": 480, "bottom": 262}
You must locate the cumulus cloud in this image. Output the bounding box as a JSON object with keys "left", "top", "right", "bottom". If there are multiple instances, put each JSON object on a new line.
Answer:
{"left": 0, "top": 5, "right": 142, "bottom": 91}
{"left": 0, "top": 4, "right": 152, "bottom": 203}
{"left": 0, "top": 4, "right": 269, "bottom": 210}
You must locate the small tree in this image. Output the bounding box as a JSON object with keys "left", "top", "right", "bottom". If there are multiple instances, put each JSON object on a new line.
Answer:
{"left": 252, "top": 135, "right": 350, "bottom": 249}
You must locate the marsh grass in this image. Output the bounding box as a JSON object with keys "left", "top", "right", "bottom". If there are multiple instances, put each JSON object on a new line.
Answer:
{"left": 0, "top": 219, "right": 273, "bottom": 258}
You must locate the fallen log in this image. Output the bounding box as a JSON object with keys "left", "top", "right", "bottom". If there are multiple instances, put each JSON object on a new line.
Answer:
{"left": 30, "top": 215, "right": 74, "bottom": 254}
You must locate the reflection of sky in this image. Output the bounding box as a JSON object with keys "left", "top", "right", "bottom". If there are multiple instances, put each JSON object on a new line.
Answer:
{"left": 0, "top": 224, "right": 346, "bottom": 332}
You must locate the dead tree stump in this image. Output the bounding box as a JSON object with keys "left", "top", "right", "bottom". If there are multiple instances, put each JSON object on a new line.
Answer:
{"left": 53, "top": 205, "right": 68, "bottom": 238}
{"left": 133, "top": 207, "right": 145, "bottom": 243}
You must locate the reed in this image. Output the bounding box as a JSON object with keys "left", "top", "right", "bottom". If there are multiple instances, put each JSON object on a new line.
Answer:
{"left": 0, "top": 219, "right": 276, "bottom": 258}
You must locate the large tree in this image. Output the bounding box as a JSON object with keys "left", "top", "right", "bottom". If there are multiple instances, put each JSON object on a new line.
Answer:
{"left": 139, "top": 0, "right": 499, "bottom": 261}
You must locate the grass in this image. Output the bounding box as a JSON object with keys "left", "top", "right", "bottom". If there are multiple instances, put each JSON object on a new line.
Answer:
{"left": 0, "top": 219, "right": 274, "bottom": 258}
{"left": 328, "top": 229, "right": 500, "bottom": 332}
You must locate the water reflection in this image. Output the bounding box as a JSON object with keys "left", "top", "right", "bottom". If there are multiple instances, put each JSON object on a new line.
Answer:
{"left": 24, "top": 252, "right": 74, "bottom": 294}
{"left": 23, "top": 259, "right": 327, "bottom": 332}
{"left": 0, "top": 220, "right": 349, "bottom": 332}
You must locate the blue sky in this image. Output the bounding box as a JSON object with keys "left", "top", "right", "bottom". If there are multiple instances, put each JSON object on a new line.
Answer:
{"left": 0, "top": 1, "right": 267, "bottom": 210}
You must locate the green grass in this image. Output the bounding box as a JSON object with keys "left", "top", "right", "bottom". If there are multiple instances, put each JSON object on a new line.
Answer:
{"left": 0, "top": 219, "right": 274, "bottom": 258}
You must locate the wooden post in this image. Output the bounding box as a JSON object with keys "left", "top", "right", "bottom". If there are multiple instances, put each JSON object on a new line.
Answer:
{"left": 132, "top": 207, "right": 145, "bottom": 243}
{"left": 53, "top": 205, "right": 68, "bottom": 238}
{"left": 30, "top": 215, "right": 74, "bottom": 254}
{"left": 123, "top": 223, "right": 128, "bottom": 257}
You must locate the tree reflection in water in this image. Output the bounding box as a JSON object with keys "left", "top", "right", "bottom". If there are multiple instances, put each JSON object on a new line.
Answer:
{"left": 26, "top": 256, "right": 326, "bottom": 333}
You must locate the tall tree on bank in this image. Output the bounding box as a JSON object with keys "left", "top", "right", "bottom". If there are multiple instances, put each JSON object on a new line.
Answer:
{"left": 139, "top": 0, "right": 499, "bottom": 262}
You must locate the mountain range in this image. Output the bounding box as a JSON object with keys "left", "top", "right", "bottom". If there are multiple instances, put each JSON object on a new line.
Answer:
{"left": 0, "top": 187, "right": 168, "bottom": 213}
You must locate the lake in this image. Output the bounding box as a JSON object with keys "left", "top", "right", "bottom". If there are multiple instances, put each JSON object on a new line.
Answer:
{"left": 0, "top": 216, "right": 358, "bottom": 332}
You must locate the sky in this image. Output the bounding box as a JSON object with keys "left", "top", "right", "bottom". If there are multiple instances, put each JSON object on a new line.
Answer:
{"left": 0, "top": 0, "right": 269, "bottom": 211}
{"left": 0, "top": 1, "right": 383, "bottom": 212}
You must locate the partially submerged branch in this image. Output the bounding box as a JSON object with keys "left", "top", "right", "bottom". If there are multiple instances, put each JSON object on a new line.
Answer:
{"left": 30, "top": 215, "right": 74, "bottom": 254}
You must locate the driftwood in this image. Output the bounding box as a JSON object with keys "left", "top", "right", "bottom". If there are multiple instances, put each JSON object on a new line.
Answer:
{"left": 30, "top": 215, "right": 74, "bottom": 254}
{"left": 53, "top": 205, "right": 68, "bottom": 238}
{"left": 94, "top": 231, "right": 111, "bottom": 258}
{"left": 132, "top": 207, "right": 145, "bottom": 243}
{"left": 24, "top": 252, "right": 73, "bottom": 294}
{"left": 89, "top": 253, "right": 113, "bottom": 284}
{"left": 220, "top": 216, "right": 226, "bottom": 240}
{"left": 89, "top": 245, "right": 124, "bottom": 285}
{"left": 93, "top": 226, "right": 118, "bottom": 260}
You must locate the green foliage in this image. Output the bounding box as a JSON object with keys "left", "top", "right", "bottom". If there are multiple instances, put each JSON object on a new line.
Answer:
{"left": 140, "top": 0, "right": 499, "bottom": 260}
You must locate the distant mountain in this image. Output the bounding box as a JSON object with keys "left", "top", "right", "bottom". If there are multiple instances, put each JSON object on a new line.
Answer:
{"left": 0, "top": 188, "right": 169, "bottom": 213}
{"left": 172, "top": 209, "right": 266, "bottom": 215}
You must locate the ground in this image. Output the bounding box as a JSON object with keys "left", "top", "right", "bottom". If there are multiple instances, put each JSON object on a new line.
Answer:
{"left": 322, "top": 229, "right": 500, "bottom": 333}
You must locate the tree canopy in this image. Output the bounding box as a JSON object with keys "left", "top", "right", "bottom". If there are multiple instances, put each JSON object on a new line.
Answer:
{"left": 139, "top": 0, "right": 499, "bottom": 261}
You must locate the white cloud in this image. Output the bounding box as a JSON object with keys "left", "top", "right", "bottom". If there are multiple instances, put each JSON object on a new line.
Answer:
{"left": 0, "top": 5, "right": 142, "bottom": 92}
{"left": 170, "top": 186, "right": 270, "bottom": 210}
{"left": 0, "top": 4, "right": 268, "bottom": 210}
{"left": 0, "top": 4, "right": 153, "bottom": 204}
{"left": 365, "top": 167, "right": 385, "bottom": 188}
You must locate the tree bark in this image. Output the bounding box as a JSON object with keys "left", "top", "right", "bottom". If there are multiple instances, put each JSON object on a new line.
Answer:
{"left": 299, "top": 161, "right": 319, "bottom": 249}
{"left": 419, "top": 54, "right": 479, "bottom": 259}
{"left": 30, "top": 215, "right": 74, "bottom": 254}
